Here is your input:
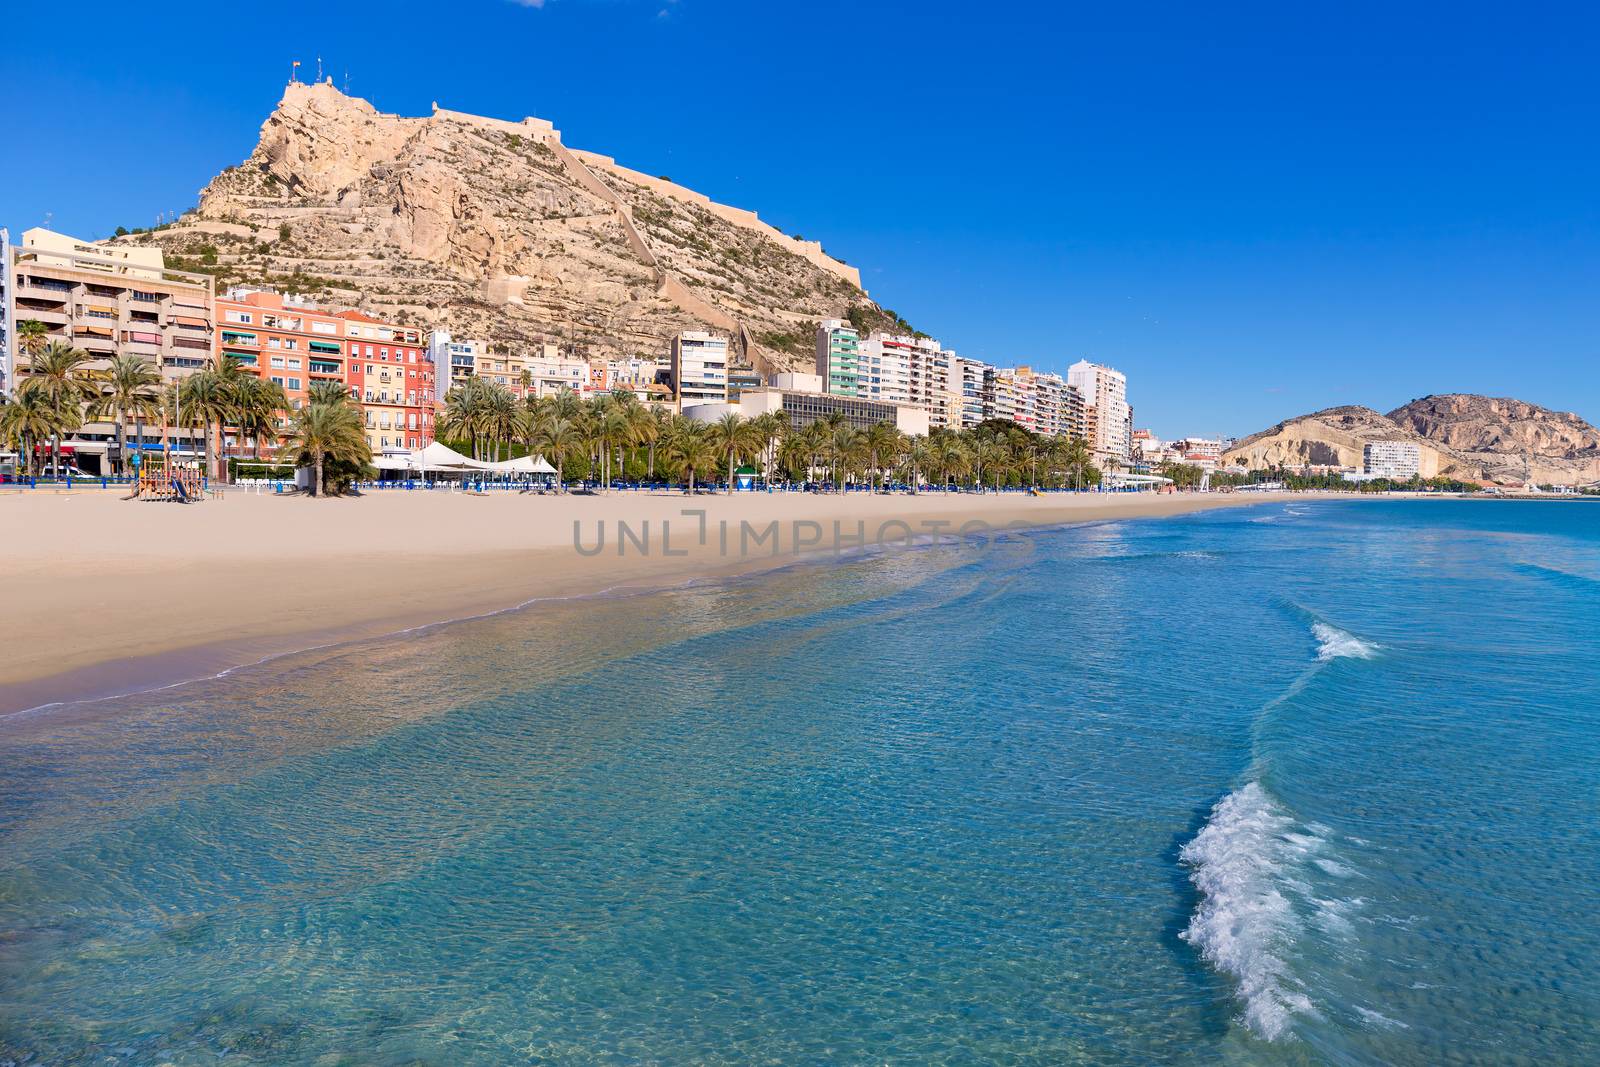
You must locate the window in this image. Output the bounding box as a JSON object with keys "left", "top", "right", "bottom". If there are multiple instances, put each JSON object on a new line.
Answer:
{"left": 270, "top": 356, "right": 286, "bottom": 369}
{"left": 287, "top": 359, "right": 302, "bottom": 370}
{"left": 286, "top": 378, "right": 302, "bottom": 390}
{"left": 312, "top": 321, "right": 336, "bottom": 335}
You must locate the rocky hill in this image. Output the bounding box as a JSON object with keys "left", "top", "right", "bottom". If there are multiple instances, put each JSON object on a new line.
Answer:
{"left": 1225, "top": 395, "right": 1600, "bottom": 485}
{"left": 119, "top": 81, "right": 880, "bottom": 372}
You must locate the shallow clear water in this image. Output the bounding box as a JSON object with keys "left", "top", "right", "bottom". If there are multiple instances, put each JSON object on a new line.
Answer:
{"left": 2, "top": 500, "right": 1597, "bottom": 1064}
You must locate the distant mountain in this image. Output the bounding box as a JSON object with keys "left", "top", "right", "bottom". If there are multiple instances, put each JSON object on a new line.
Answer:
{"left": 116, "top": 81, "right": 882, "bottom": 372}
{"left": 1225, "top": 395, "right": 1600, "bottom": 485}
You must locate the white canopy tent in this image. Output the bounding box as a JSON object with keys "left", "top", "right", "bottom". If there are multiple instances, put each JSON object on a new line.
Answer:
{"left": 373, "top": 445, "right": 558, "bottom": 484}
{"left": 485, "top": 454, "right": 558, "bottom": 475}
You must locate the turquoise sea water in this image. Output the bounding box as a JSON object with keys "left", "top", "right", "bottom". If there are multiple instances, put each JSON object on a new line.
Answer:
{"left": 2, "top": 500, "right": 1597, "bottom": 1065}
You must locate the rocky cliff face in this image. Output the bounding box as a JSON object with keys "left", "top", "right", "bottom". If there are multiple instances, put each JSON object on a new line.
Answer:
{"left": 1225, "top": 396, "right": 1600, "bottom": 484}
{"left": 128, "top": 81, "right": 872, "bottom": 371}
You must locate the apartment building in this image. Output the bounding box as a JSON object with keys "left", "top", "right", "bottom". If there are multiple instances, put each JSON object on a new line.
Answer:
{"left": 856, "top": 332, "right": 916, "bottom": 406}
{"left": 217, "top": 289, "right": 348, "bottom": 425}
{"left": 0, "top": 228, "right": 12, "bottom": 398}
{"left": 339, "top": 310, "right": 435, "bottom": 452}
{"left": 1068, "top": 359, "right": 1131, "bottom": 460}
{"left": 815, "top": 319, "right": 862, "bottom": 398}
{"left": 427, "top": 330, "right": 487, "bottom": 402}
{"left": 523, "top": 345, "right": 590, "bottom": 398}
{"left": 9, "top": 228, "right": 214, "bottom": 470}
{"left": 671, "top": 331, "right": 729, "bottom": 408}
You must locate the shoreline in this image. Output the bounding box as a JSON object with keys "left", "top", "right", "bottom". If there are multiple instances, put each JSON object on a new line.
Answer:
{"left": 2, "top": 490, "right": 1330, "bottom": 719}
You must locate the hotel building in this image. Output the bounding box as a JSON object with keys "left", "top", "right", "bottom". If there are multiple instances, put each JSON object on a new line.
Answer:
{"left": 10, "top": 228, "right": 214, "bottom": 469}
{"left": 688, "top": 371, "right": 929, "bottom": 436}
{"left": 671, "top": 331, "right": 729, "bottom": 408}
{"left": 1363, "top": 440, "right": 1421, "bottom": 479}
{"left": 1068, "top": 359, "right": 1131, "bottom": 459}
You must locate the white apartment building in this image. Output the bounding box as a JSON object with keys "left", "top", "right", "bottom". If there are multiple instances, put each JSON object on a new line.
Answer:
{"left": 1363, "top": 440, "right": 1421, "bottom": 479}
{"left": 1068, "top": 359, "right": 1131, "bottom": 459}
{"left": 671, "top": 331, "right": 729, "bottom": 407}
{"left": 856, "top": 332, "right": 916, "bottom": 406}
{"left": 427, "top": 330, "right": 487, "bottom": 403}
{"left": 524, "top": 346, "right": 590, "bottom": 398}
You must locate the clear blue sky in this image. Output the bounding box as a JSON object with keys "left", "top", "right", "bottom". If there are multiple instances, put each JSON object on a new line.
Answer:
{"left": 4, "top": 0, "right": 1597, "bottom": 438}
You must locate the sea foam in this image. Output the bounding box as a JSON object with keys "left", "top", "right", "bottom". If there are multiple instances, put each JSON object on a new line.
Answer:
{"left": 1311, "top": 622, "right": 1378, "bottom": 662}
{"left": 1180, "top": 782, "right": 1329, "bottom": 1041}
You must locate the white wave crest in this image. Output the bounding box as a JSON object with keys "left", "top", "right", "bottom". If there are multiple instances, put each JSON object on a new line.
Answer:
{"left": 1311, "top": 622, "right": 1378, "bottom": 662}
{"left": 1180, "top": 783, "right": 1338, "bottom": 1041}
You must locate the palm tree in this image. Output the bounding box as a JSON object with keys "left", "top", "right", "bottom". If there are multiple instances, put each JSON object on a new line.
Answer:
{"left": 595, "top": 406, "right": 634, "bottom": 488}
{"left": 977, "top": 439, "right": 1010, "bottom": 491}
{"left": 307, "top": 379, "right": 352, "bottom": 409}
{"left": 863, "top": 422, "right": 903, "bottom": 492}
{"left": 235, "top": 377, "right": 290, "bottom": 461}
{"left": 181, "top": 370, "right": 234, "bottom": 483}
{"left": 623, "top": 399, "right": 660, "bottom": 484}
{"left": 906, "top": 437, "right": 936, "bottom": 494}
{"left": 88, "top": 355, "right": 161, "bottom": 476}
{"left": 10, "top": 319, "right": 50, "bottom": 399}
{"left": 710, "top": 411, "right": 758, "bottom": 494}
{"left": 19, "top": 340, "right": 96, "bottom": 479}
{"left": 668, "top": 422, "right": 719, "bottom": 495}
{"left": 286, "top": 398, "right": 370, "bottom": 497}
{"left": 0, "top": 389, "right": 66, "bottom": 477}
{"left": 535, "top": 416, "right": 585, "bottom": 491}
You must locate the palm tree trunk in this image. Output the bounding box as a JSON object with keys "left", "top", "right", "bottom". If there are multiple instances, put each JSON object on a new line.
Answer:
{"left": 115, "top": 406, "right": 126, "bottom": 478}
{"left": 315, "top": 453, "right": 324, "bottom": 497}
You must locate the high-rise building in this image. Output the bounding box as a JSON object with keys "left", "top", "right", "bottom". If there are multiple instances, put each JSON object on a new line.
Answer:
{"left": 815, "top": 319, "right": 861, "bottom": 398}
{"left": 10, "top": 228, "right": 215, "bottom": 472}
{"left": 1068, "top": 359, "right": 1131, "bottom": 459}
{"left": 856, "top": 332, "right": 916, "bottom": 406}
{"left": 671, "top": 331, "right": 729, "bottom": 408}
{"left": 1363, "top": 440, "right": 1421, "bottom": 479}
{"left": 953, "top": 356, "right": 988, "bottom": 429}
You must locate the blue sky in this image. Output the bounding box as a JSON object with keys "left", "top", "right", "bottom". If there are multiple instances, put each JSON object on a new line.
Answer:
{"left": 4, "top": 0, "right": 1597, "bottom": 437}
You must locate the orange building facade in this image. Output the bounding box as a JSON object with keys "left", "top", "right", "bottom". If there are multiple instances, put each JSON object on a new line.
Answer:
{"left": 215, "top": 288, "right": 436, "bottom": 454}
{"left": 339, "top": 310, "right": 436, "bottom": 452}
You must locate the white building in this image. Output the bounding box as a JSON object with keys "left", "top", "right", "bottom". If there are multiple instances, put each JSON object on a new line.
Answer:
{"left": 1363, "top": 440, "right": 1421, "bottom": 479}
{"left": 671, "top": 331, "right": 729, "bottom": 408}
{"left": 856, "top": 332, "right": 916, "bottom": 406}
{"left": 427, "top": 330, "right": 487, "bottom": 403}
{"left": 953, "top": 356, "right": 988, "bottom": 429}
{"left": 1068, "top": 360, "right": 1131, "bottom": 460}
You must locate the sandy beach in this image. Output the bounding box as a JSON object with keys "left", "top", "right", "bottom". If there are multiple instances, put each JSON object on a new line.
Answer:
{"left": 0, "top": 487, "right": 1317, "bottom": 715}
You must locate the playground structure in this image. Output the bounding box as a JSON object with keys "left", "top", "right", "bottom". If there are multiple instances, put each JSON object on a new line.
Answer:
{"left": 134, "top": 453, "right": 205, "bottom": 502}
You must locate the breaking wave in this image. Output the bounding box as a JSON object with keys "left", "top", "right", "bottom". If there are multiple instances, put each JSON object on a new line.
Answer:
{"left": 1179, "top": 782, "right": 1361, "bottom": 1041}
{"left": 1312, "top": 622, "right": 1378, "bottom": 661}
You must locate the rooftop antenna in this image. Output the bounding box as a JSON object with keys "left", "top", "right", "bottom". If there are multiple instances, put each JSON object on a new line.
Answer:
{"left": 316, "top": 55, "right": 323, "bottom": 82}
{"left": 290, "top": 59, "right": 301, "bottom": 83}
{"left": 344, "top": 69, "right": 350, "bottom": 94}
